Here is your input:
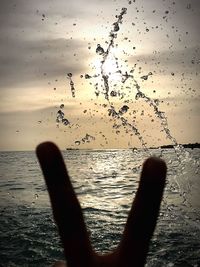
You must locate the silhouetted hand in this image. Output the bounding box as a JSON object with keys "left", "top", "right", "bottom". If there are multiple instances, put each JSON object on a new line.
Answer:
{"left": 36, "top": 142, "right": 167, "bottom": 267}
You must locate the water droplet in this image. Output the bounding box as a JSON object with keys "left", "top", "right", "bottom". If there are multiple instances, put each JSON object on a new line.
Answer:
{"left": 135, "top": 92, "right": 145, "bottom": 100}
{"left": 140, "top": 72, "right": 152, "bottom": 80}
{"left": 119, "top": 105, "right": 129, "bottom": 114}
{"left": 110, "top": 90, "right": 117, "bottom": 97}
{"left": 113, "top": 22, "right": 120, "bottom": 32}
{"left": 96, "top": 44, "right": 105, "bottom": 55}
{"left": 62, "top": 118, "right": 70, "bottom": 126}
{"left": 187, "top": 3, "right": 191, "bottom": 9}
{"left": 85, "top": 74, "right": 92, "bottom": 79}
{"left": 75, "top": 140, "right": 81, "bottom": 146}
{"left": 67, "top": 73, "right": 72, "bottom": 78}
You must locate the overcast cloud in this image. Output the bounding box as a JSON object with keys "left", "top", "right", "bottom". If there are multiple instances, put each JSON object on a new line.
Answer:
{"left": 0, "top": 0, "right": 199, "bottom": 149}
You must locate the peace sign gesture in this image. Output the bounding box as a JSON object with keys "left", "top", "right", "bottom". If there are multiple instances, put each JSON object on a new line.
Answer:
{"left": 36, "top": 142, "right": 166, "bottom": 267}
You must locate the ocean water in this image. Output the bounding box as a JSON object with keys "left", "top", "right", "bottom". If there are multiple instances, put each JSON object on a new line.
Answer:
{"left": 0, "top": 148, "right": 200, "bottom": 267}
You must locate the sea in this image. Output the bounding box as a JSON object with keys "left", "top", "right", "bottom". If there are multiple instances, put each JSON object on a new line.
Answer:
{"left": 0, "top": 148, "right": 200, "bottom": 267}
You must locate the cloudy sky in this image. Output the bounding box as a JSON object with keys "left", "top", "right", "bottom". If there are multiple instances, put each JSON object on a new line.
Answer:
{"left": 0, "top": 0, "right": 199, "bottom": 150}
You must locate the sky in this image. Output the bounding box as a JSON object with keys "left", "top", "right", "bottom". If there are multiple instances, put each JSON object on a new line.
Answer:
{"left": 0, "top": 0, "right": 199, "bottom": 150}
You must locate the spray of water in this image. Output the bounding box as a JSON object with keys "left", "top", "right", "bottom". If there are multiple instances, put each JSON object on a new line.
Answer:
{"left": 55, "top": 4, "right": 199, "bottom": 208}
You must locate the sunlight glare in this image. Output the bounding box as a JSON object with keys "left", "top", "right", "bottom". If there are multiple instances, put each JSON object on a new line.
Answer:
{"left": 93, "top": 54, "right": 122, "bottom": 81}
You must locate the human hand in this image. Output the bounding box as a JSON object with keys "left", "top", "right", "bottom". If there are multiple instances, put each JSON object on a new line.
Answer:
{"left": 36, "top": 142, "right": 166, "bottom": 267}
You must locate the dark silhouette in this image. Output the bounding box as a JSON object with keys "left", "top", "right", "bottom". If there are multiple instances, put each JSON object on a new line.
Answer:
{"left": 36, "top": 142, "right": 167, "bottom": 267}
{"left": 149, "top": 142, "right": 200, "bottom": 149}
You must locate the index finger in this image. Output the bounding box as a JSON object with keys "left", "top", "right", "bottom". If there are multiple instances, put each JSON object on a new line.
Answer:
{"left": 36, "top": 142, "right": 93, "bottom": 267}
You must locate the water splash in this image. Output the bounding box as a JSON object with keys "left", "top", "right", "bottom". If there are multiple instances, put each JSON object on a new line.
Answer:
{"left": 67, "top": 73, "right": 75, "bottom": 98}
{"left": 89, "top": 7, "right": 199, "bottom": 203}
{"left": 56, "top": 104, "right": 70, "bottom": 126}
{"left": 140, "top": 72, "right": 153, "bottom": 81}
{"left": 57, "top": 4, "right": 197, "bottom": 169}
{"left": 96, "top": 7, "right": 127, "bottom": 101}
{"left": 75, "top": 134, "right": 95, "bottom": 146}
{"left": 89, "top": 6, "right": 179, "bottom": 151}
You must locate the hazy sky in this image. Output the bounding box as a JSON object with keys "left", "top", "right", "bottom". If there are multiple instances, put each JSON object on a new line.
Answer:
{"left": 0, "top": 0, "right": 199, "bottom": 150}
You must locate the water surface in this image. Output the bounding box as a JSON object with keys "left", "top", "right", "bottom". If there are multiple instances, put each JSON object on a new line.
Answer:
{"left": 0, "top": 149, "right": 199, "bottom": 266}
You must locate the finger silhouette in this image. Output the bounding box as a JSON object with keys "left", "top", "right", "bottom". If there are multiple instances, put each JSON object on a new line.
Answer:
{"left": 119, "top": 157, "right": 166, "bottom": 266}
{"left": 36, "top": 142, "right": 93, "bottom": 267}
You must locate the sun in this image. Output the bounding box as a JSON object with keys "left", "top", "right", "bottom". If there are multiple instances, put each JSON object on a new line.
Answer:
{"left": 102, "top": 56, "right": 118, "bottom": 75}
{"left": 92, "top": 54, "right": 122, "bottom": 81}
